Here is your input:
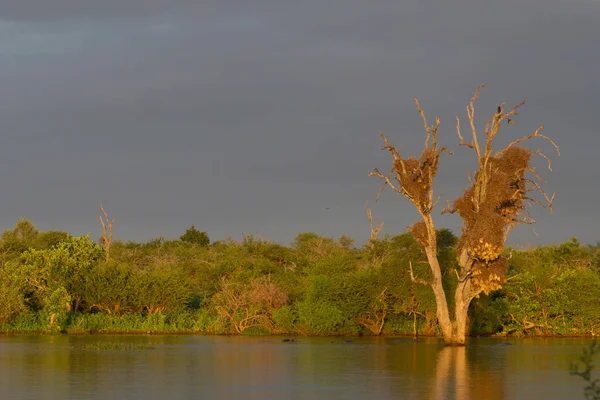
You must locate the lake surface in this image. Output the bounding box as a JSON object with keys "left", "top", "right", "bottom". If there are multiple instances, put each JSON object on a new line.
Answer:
{"left": 0, "top": 335, "right": 593, "bottom": 400}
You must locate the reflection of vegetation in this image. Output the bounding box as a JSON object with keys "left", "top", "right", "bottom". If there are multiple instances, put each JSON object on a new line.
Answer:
{"left": 570, "top": 340, "right": 600, "bottom": 400}
{"left": 0, "top": 218, "right": 599, "bottom": 337}
{"left": 83, "top": 343, "right": 154, "bottom": 351}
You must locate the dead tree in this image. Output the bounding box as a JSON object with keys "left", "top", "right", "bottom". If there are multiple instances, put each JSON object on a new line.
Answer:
{"left": 370, "top": 86, "right": 558, "bottom": 345}
{"left": 365, "top": 201, "right": 384, "bottom": 249}
{"left": 98, "top": 203, "right": 115, "bottom": 261}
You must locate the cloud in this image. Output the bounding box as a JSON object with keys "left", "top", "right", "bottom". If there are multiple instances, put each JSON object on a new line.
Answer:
{"left": 0, "top": 0, "right": 196, "bottom": 21}
{"left": 0, "top": 0, "right": 598, "bottom": 245}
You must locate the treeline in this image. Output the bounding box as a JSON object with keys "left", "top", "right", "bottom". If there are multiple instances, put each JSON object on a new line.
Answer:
{"left": 0, "top": 218, "right": 599, "bottom": 336}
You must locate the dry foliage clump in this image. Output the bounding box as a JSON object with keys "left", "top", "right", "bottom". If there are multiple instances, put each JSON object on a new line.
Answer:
{"left": 409, "top": 221, "right": 429, "bottom": 248}
{"left": 454, "top": 146, "right": 532, "bottom": 261}
{"left": 471, "top": 256, "right": 509, "bottom": 294}
{"left": 393, "top": 147, "right": 439, "bottom": 212}
{"left": 447, "top": 86, "right": 558, "bottom": 292}
{"left": 370, "top": 99, "right": 449, "bottom": 216}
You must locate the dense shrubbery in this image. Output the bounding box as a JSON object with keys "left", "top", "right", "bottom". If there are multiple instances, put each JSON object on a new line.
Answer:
{"left": 0, "top": 218, "right": 599, "bottom": 336}
{"left": 471, "top": 237, "right": 600, "bottom": 337}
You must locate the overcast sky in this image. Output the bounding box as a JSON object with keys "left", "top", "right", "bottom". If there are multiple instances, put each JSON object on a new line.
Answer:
{"left": 1, "top": 0, "right": 598, "bottom": 247}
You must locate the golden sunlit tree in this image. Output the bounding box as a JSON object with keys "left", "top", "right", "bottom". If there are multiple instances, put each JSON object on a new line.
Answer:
{"left": 370, "top": 86, "right": 559, "bottom": 345}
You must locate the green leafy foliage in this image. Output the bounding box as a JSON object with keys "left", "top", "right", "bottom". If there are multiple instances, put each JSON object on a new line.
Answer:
{"left": 0, "top": 218, "right": 599, "bottom": 337}
{"left": 0, "top": 261, "right": 28, "bottom": 323}
{"left": 180, "top": 226, "right": 210, "bottom": 246}
{"left": 16, "top": 234, "right": 103, "bottom": 330}
{"left": 471, "top": 238, "right": 600, "bottom": 337}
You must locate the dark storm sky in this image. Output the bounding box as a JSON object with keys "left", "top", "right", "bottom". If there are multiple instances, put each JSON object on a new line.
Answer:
{"left": 1, "top": 0, "right": 598, "bottom": 246}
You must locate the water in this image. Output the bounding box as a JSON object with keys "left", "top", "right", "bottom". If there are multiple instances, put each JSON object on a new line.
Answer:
{"left": 0, "top": 335, "right": 592, "bottom": 400}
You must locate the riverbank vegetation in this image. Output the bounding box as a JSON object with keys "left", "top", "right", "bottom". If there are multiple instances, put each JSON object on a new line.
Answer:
{"left": 0, "top": 218, "right": 598, "bottom": 337}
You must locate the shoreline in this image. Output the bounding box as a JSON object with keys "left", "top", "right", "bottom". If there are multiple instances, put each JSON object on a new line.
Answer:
{"left": 0, "top": 330, "right": 596, "bottom": 339}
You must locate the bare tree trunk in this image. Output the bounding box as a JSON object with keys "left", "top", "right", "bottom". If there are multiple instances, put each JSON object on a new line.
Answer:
{"left": 425, "top": 232, "right": 478, "bottom": 345}
{"left": 417, "top": 248, "right": 474, "bottom": 345}
{"left": 452, "top": 284, "right": 470, "bottom": 346}
{"left": 424, "top": 248, "right": 453, "bottom": 342}
{"left": 429, "top": 274, "right": 473, "bottom": 346}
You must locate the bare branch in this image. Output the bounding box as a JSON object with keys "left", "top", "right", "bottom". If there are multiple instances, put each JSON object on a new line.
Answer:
{"left": 495, "top": 125, "right": 560, "bottom": 165}
{"left": 366, "top": 201, "right": 384, "bottom": 248}
{"left": 378, "top": 132, "right": 401, "bottom": 160}
{"left": 98, "top": 203, "right": 116, "bottom": 261}
{"left": 533, "top": 149, "right": 554, "bottom": 172}
{"left": 521, "top": 167, "right": 547, "bottom": 184}
{"left": 369, "top": 168, "right": 411, "bottom": 202}
{"left": 414, "top": 97, "right": 431, "bottom": 149}
{"left": 454, "top": 269, "right": 473, "bottom": 283}
{"left": 456, "top": 114, "right": 474, "bottom": 149}
{"left": 441, "top": 200, "right": 454, "bottom": 215}
{"left": 414, "top": 97, "right": 441, "bottom": 151}
{"left": 409, "top": 261, "right": 430, "bottom": 286}
{"left": 466, "top": 85, "right": 487, "bottom": 160}
{"left": 524, "top": 179, "right": 555, "bottom": 212}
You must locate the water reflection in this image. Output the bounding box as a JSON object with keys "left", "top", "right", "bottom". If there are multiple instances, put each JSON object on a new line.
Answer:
{"left": 432, "top": 346, "right": 469, "bottom": 400}
{"left": 429, "top": 343, "right": 510, "bottom": 400}
{"left": 0, "top": 336, "right": 592, "bottom": 400}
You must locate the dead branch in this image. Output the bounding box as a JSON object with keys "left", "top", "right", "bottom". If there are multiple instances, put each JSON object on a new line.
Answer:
{"left": 522, "top": 167, "right": 546, "bottom": 184}
{"left": 441, "top": 200, "right": 454, "bottom": 215}
{"left": 467, "top": 85, "right": 487, "bottom": 160}
{"left": 98, "top": 203, "right": 115, "bottom": 261}
{"left": 532, "top": 149, "right": 554, "bottom": 172}
{"left": 365, "top": 201, "right": 384, "bottom": 248}
{"left": 369, "top": 167, "right": 411, "bottom": 202}
{"left": 524, "top": 179, "right": 555, "bottom": 212}
{"left": 495, "top": 125, "right": 560, "bottom": 160}
{"left": 456, "top": 114, "right": 474, "bottom": 149}
{"left": 454, "top": 269, "right": 472, "bottom": 283}
{"left": 378, "top": 132, "right": 401, "bottom": 160}
{"left": 409, "top": 261, "right": 430, "bottom": 286}
{"left": 414, "top": 97, "right": 440, "bottom": 150}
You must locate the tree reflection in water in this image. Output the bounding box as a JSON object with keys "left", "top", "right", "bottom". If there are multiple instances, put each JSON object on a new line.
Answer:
{"left": 429, "top": 343, "right": 507, "bottom": 400}
{"left": 432, "top": 346, "right": 469, "bottom": 400}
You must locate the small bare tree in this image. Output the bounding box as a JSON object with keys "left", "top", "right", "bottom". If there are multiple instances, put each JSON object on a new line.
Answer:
{"left": 370, "top": 86, "right": 558, "bottom": 345}
{"left": 355, "top": 286, "right": 390, "bottom": 335}
{"left": 365, "top": 201, "right": 384, "bottom": 249}
{"left": 98, "top": 203, "right": 115, "bottom": 261}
